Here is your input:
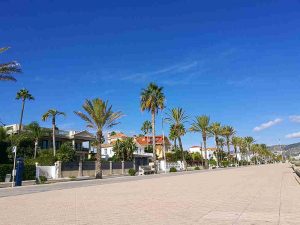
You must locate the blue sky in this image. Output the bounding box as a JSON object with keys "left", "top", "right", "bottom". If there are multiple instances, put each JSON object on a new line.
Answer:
{"left": 1, "top": 0, "right": 300, "bottom": 148}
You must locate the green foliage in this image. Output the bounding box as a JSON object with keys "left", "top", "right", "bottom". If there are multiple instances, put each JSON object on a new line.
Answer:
{"left": 69, "top": 176, "right": 76, "bottom": 180}
{"left": 221, "top": 160, "right": 229, "bottom": 167}
{"left": 0, "top": 164, "right": 13, "bottom": 182}
{"left": 169, "top": 167, "right": 177, "bottom": 172}
{"left": 56, "top": 142, "right": 75, "bottom": 162}
{"left": 8, "top": 133, "right": 35, "bottom": 159}
{"left": 35, "top": 149, "right": 56, "bottom": 166}
{"left": 23, "top": 164, "right": 36, "bottom": 180}
{"left": 128, "top": 168, "right": 136, "bottom": 176}
{"left": 0, "top": 164, "right": 35, "bottom": 182}
{"left": 209, "top": 159, "right": 217, "bottom": 166}
{"left": 113, "top": 137, "right": 137, "bottom": 161}
{"left": 39, "top": 176, "right": 47, "bottom": 184}
{"left": 0, "top": 140, "right": 10, "bottom": 164}
{"left": 144, "top": 145, "right": 153, "bottom": 153}
{"left": 194, "top": 166, "right": 200, "bottom": 170}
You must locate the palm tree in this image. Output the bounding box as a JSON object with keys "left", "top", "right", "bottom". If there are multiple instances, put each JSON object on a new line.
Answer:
{"left": 0, "top": 47, "right": 22, "bottom": 81}
{"left": 190, "top": 115, "right": 211, "bottom": 168}
{"left": 165, "top": 107, "right": 188, "bottom": 162}
{"left": 217, "top": 137, "right": 225, "bottom": 163}
{"left": 16, "top": 89, "right": 34, "bottom": 134}
{"left": 141, "top": 120, "right": 152, "bottom": 152}
{"left": 74, "top": 98, "right": 123, "bottom": 179}
{"left": 231, "top": 136, "right": 240, "bottom": 165}
{"left": 210, "top": 122, "right": 222, "bottom": 166}
{"left": 42, "top": 109, "right": 66, "bottom": 156}
{"left": 26, "top": 121, "right": 45, "bottom": 158}
{"left": 244, "top": 136, "right": 255, "bottom": 164}
{"left": 222, "top": 126, "right": 235, "bottom": 156}
{"left": 140, "top": 82, "right": 165, "bottom": 169}
{"left": 169, "top": 124, "right": 178, "bottom": 150}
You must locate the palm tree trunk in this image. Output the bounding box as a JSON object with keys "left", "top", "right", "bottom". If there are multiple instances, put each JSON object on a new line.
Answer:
{"left": 151, "top": 112, "right": 157, "bottom": 173}
{"left": 174, "top": 138, "right": 177, "bottom": 150}
{"left": 96, "top": 131, "right": 103, "bottom": 179}
{"left": 203, "top": 135, "right": 208, "bottom": 169}
{"left": 234, "top": 146, "right": 238, "bottom": 166}
{"left": 215, "top": 136, "right": 219, "bottom": 166}
{"left": 18, "top": 99, "right": 25, "bottom": 134}
{"left": 52, "top": 117, "right": 56, "bottom": 156}
{"left": 178, "top": 136, "right": 184, "bottom": 162}
{"left": 34, "top": 139, "right": 38, "bottom": 159}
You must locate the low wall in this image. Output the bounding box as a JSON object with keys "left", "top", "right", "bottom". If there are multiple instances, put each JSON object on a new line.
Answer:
{"left": 60, "top": 161, "right": 134, "bottom": 178}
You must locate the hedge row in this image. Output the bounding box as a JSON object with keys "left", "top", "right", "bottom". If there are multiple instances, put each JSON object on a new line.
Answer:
{"left": 0, "top": 164, "right": 36, "bottom": 182}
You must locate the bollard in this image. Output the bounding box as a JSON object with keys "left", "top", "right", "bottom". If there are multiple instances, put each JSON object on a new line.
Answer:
{"left": 121, "top": 161, "right": 125, "bottom": 175}
{"left": 109, "top": 161, "right": 112, "bottom": 175}
{"left": 15, "top": 158, "right": 24, "bottom": 186}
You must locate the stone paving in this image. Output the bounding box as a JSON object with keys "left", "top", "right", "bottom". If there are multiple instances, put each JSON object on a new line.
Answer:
{"left": 0, "top": 163, "right": 299, "bottom": 225}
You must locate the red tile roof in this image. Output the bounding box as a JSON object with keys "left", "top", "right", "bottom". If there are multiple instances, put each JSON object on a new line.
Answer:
{"left": 135, "top": 136, "right": 170, "bottom": 146}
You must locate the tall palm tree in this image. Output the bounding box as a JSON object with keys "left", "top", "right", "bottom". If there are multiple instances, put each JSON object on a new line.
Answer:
{"left": 141, "top": 120, "right": 152, "bottom": 151}
{"left": 231, "top": 136, "right": 240, "bottom": 165}
{"left": 190, "top": 115, "right": 211, "bottom": 168}
{"left": 217, "top": 137, "right": 225, "bottom": 163}
{"left": 26, "top": 121, "right": 45, "bottom": 158}
{"left": 140, "top": 82, "right": 165, "bottom": 168}
{"left": 169, "top": 124, "right": 178, "bottom": 150}
{"left": 222, "top": 126, "right": 235, "bottom": 156}
{"left": 42, "top": 109, "right": 66, "bottom": 156}
{"left": 244, "top": 136, "right": 255, "bottom": 163}
{"left": 74, "top": 98, "right": 123, "bottom": 179}
{"left": 210, "top": 122, "right": 222, "bottom": 166}
{"left": 16, "top": 89, "right": 34, "bottom": 134}
{"left": 165, "top": 107, "right": 188, "bottom": 161}
{"left": 0, "top": 47, "right": 22, "bottom": 81}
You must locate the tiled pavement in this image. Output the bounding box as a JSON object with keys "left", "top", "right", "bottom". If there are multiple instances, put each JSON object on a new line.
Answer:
{"left": 0, "top": 163, "right": 299, "bottom": 225}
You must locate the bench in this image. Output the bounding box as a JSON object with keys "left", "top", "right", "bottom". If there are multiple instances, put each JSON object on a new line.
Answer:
{"left": 138, "top": 166, "right": 155, "bottom": 175}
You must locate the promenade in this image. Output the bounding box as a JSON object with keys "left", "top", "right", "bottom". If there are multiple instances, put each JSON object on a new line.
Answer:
{"left": 0, "top": 163, "right": 299, "bottom": 225}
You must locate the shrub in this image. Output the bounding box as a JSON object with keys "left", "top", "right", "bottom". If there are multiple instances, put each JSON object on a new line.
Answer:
{"left": 69, "top": 176, "right": 76, "bottom": 181}
{"left": 0, "top": 164, "right": 13, "bottom": 182}
{"left": 56, "top": 142, "right": 76, "bottom": 162}
{"left": 36, "top": 149, "right": 56, "bottom": 165}
{"left": 169, "top": 167, "right": 177, "bottom": 172}
{"left": 23, "top": 164, "right": 36, "bottom": 180}
{"left": 39, "top": 175, "right": 47, "bottom": 184}
{"left": 128, "top": 168, "right": 136, "bottom": 176}
{"left": 194, "top": 166, "right": 200, "bottom": 170}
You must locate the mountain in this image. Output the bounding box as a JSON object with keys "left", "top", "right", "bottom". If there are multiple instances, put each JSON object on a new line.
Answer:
{"left": 268, "top": 142, "right": 300, "bottom": 156}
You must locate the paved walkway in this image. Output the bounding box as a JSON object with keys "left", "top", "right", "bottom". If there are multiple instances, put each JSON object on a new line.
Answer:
{"left": 0, "top": 163, "right": 299, "bottom": 225}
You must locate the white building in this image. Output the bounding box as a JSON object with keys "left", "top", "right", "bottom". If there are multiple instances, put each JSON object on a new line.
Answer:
{"left": 189, "top": 146, "right": 217, "bottom": 160}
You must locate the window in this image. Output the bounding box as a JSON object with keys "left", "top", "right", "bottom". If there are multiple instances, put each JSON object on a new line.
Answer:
{"left": 42, "top": 140, "right": 48, "bottom": 149}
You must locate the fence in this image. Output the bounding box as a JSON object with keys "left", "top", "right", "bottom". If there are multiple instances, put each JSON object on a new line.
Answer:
{"left": 159, "top": 160, "right": 184, "bottom": 172}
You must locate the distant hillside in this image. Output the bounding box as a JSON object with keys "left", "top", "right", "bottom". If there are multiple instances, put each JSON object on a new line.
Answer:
{"left": 268, "top": 142, "right": 300, "bottom": 156}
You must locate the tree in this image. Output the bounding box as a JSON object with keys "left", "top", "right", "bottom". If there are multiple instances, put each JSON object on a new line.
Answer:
{"left": 244, "top": 136, "right": 255, "bottom": 163}
{"left": 0, "top": 47, "right": 22, "bottom": 81}
{"left": 56, "top": 142, "right": 76, "bottom": 162}
{"left": 190, "top": 115, "right": 211, "bottom": 168}
{"left": 113, "top": 137, "right": 137, "bottom": 161}
{"left": 140, "top": 82, "right": 165, "bottom": 170}
{"left": 222, "top": 126, "right": 235, "bottom": 155}
{"left": 0, "top": 127, "right": 10, "bottom": 163}
{"left": 210, "top": 122, "right": 222, "bottom": 166}
{"left": 169, "top": 124, "right": 178, "bottom": 150}
{"left": 165, "top": 107, "right": 188, "bottom": 162}
{"left": 16, "top": 89, "right": 34, "bottom": 134}
{"left": 26, "top": 121, "right": 45, "bottom": 159}
{"left": 74, "top": 98, "right": 123, "bottom": 179}
{"left": 42, "top": 109, "right": 66, "bottom": 156}
{"left": 231, "top": 136, "right": 240, "bottom": 165}
{"left": 141, "top": 120, "right": 152, "bottom": 152}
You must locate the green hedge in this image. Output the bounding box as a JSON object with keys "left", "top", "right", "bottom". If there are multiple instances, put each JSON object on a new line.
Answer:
{"left": 0, "top": 164, "right": 36, "bottom": 182}
{"left": 0, "top": 164, "right": 13, "bottom": 182}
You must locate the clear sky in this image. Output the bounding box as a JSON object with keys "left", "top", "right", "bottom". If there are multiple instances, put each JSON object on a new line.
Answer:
{"left": 1, "top": 0, "right": 300, "bottom": 148}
